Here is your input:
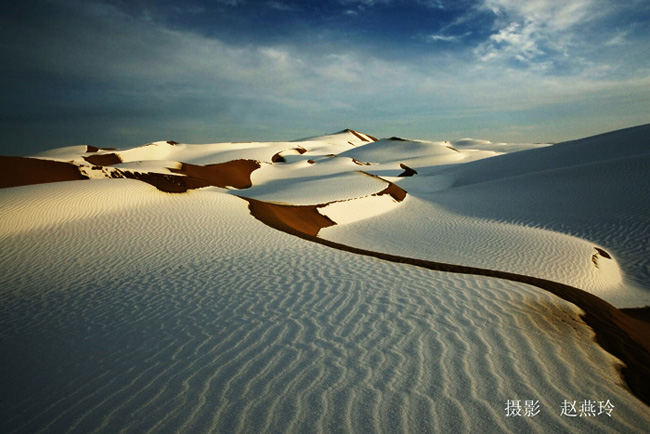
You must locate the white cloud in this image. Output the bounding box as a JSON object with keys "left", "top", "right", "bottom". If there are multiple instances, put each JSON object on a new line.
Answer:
{"left": 428, "top": 34, "right": 462, "bottom": 43}
{"left": 5, "top": 0, "right": 649, "bottom": 146}
{"left": 476, "top": 0, "right": 608, "bottom": 67}
{"left": 267, "top": 1, "right": 295, "bottom": 11}
{"left": 482, "top": 0, "right": 599, "bottom": 30}
{"left": 426, "top": 32, "right": 472, "bottom": 42}
{"left": 605, "top": 30, "right": 628, "bottom": 46}
{"left": 481, "top": 22, "right": 544, "bottom": 62}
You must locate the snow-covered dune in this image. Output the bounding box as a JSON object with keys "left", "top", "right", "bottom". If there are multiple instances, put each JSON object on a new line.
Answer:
{"left": 1, "top": 126, "right": 649, "bottom": 433}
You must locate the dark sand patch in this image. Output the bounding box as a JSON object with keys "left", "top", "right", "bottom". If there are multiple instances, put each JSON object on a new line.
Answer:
{"left": 117, "top": 171, "right": 189, "bottom": 193}
{"left": 106, "top": 159, "right": 259, "bottom": 193}
{"left": 271, "top": 153, "right": 286, "bottom": 163}
{"left": 83, "top": 153, "right": 123, "bottom": 166}
{"left": 366, "top": 134, "right": 379, "bottom": 142}
{"left": 398, "top": 163, "right": 418, "bottom": 177}
{"left": 244, "top": 198, "right": 336, "bottom": 237}
{"left": 352, "top": 159, "right": 371, "bottom": 166}
{"left": 85, "top": 146, "right": 117, "bottom": 153}
{"left": 0, "top": 156, "right": 87, "bottom": 188}
{"left": 374, "top": 183, "right": 407, "bottom": 202}
{"left": 595, "top": 247, "right": 612, "bottom": 259}
{"left": 358, "top": 171, "right": 407, "bottom": 202}
{"left": 621, "top": 307, "right": 650, "bottom": 324}
{"left": 343, "top": 129, "right": 378, "bottom": 142}
{"left": 272, "top": 148, "right": 306, "bottom": 163}
{"left": 243, "top": 194, "right": 650, "bottom": 407}
{"left": 170, "top": 159, "right": 260, "bottom": 190}
{"left": 346, "top": 129, "right": 375, "bottom": 142}
{"left": 591, "top": 247, "right": 613, "bottom": 269}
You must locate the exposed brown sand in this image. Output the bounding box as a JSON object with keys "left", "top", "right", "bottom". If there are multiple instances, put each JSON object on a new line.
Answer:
{"left": 117, "top": 171, "right": 189, "bottom": 193}
{"left": 366, "top": 133, "right": 379, "bottom": 142}
{"left": 347, "top": 129, "right": 375, "bottom": 142}
{"left": 358, "top": 171, "right": 407, "bottom": 202}
{"left": 398, "top": 163, "right": 418, "bottom": 177}
{"left": 243, "top": 195, "right": 650, "bottom": 407}
{"left": 85, "top": 146, "right": 117, "bottom": 153}
{"left": 621, "top": 307, "right": 650, "bottom": 324}
{"left": 374, "top": 182, "right": 407, "bottom": 202}
{"left": 84, "top": 153, "right": 123, "bottom": 166}
{"left": 0, "top": 155, "right": 260, "bottom": 193}
{"left": 272, "top": 148, "right": 307, "bottom": 163}
{"left": 0, "top": 156, "right": 87, "bottom": 188}
{"left": 345, "top": 129, "right": 378, "bottom": 142}
{"left": 244, "top": 198, "right": 336, "bottom": 237}
{"left": 115, "top": 159, "right": 261, "bottom": 193}
{"left": 271, "top": 153, "right": 286, "bottom": 163}
{"left": 170, "top": 159, "right": 260, "bottom": 190}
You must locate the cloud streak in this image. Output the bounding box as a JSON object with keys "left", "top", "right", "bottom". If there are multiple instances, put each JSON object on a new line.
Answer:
{"left": 1, "top": 0, "right": 649, "bottom": 154}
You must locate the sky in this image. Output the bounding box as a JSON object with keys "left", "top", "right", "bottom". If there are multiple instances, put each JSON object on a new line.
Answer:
{"left": 1, "top": 0, "right": 650, "bottom": 155}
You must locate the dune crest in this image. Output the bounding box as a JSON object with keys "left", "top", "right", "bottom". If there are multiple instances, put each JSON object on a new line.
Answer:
{"left": 0, "top": 156, "right": 87, "bottom": 188}
{"left": 242, "top": 191, "right": 650, "bottom": 407}
{"left": 2, "top": 126, "right": 649, "bottom": 433}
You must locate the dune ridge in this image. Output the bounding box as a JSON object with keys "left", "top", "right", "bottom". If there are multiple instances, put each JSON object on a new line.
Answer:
{"left": 243, "top": 195, "right": 650, "bottom": 407}
{"left": 0, "top": 155, "right": 261, "bottom": 193}
{"left": 2, "top": 126, "right": 649, "bottom": 432}
{"left": 0, "top": 156, "right": 88, "bottom": 188}
{"left": 3, "top": 185, "right": 648, "bottom": 433}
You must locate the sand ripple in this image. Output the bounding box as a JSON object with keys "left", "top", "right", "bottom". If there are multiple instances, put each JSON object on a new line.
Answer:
{"left": 1, "top": 185, "right": 648, "bottom": 433}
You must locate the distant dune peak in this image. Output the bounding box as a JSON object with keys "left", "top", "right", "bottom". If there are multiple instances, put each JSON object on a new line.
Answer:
{"left": 338, "top": 128, "right": 378, "bottom": 142}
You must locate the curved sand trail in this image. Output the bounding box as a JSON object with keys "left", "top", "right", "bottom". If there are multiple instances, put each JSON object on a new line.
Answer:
{"left": 241, "top": 195, "right": 650, "bottom": 407}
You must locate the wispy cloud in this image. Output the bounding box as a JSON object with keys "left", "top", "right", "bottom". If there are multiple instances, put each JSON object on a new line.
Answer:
{"left": 482, "top": 0, "right": 598, "bottom": 30}
{"left": 215, "top": 0, "right": 246, "bottom": 6}
{"left": 604, "top": 30, "right": 628, "bottom": 46}
{"left": 267, "top": 1, "right": 295, "bottom": 11}
{"left": 339, "top": 0, "right": 390, "bottom": 7}
{"left": 427, "top": 32, "right": 471, "bottom": 43}
{"left": 475, "top": 0, "right": 603, "bottom": 68}
{"left": 1, "top": 0, "right": 649, "bottom": 153}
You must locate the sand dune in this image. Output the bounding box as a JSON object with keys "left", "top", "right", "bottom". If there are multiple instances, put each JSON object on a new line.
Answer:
{"left": 400, "top": 124, "right": 650, "bottom": 299}
{"left": 83, "top": 153, "right": 122, "bottom": 166}
{"left": 0, "top": 156, "right": 87, "bottom": 188}
{"left": 246, "top": 194, "right": 650, "bottom": 408}
{"left": 170, "top": 160, "right": 261, "bottom": 190}
{"left": 1, "top": 126, "right": 649, "bottom": 433}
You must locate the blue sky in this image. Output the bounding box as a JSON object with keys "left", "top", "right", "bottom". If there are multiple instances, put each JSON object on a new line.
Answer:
{"left": 1, "top": 0, "right": 650, "bottom": 154}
